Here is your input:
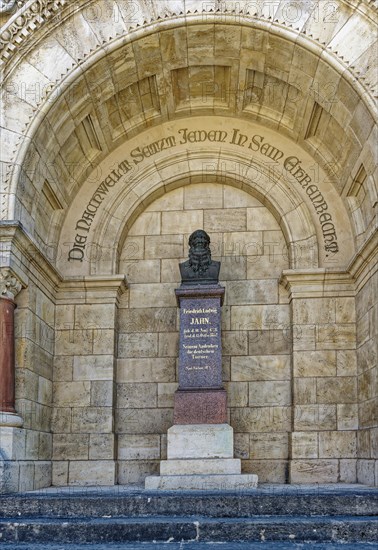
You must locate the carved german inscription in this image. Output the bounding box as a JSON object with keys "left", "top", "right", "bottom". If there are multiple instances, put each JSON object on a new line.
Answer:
{"left": 67, "top": 125, "right": 340, "bottom": 261}
{"left": 179, "top": 301, "right": 222, "bottom": 388}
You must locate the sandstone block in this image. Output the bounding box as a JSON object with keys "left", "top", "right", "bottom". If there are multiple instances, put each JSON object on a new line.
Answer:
{"left": 225, "top": 382, "right": 248, "bottom": 407}
{"left": 248, "top": 329, "right": 291, "bottom": 355}
{"left": 243, "top": 460, "right": 287, "bottom": 483}
{"left": 118, "top": 460, "right": 159, "bottom": 484}
{"left": 340, "top": 459, "right": 357, "bottom": 483}
{"left": 226, "top": 280, "right": 278, "bottom": 305}
{"left": 117, "top": 383, "right": 157, "bottom": 408}
{"left": 291, "top": 432, "right": 318, "bottom": 459}
{"left": 147, "top": 187, "right": 183, "bottom": 212}
{"left": 294, "top": 405, "right": 336, "bottom": 431}
{"left": 158, "top": 333, "right": 179, "bottom": 357}
{"left": 337, "top": 404, "right": 358, "bottom": 430}
{"left": 316, "top": 377, "right": 357, "bottom": 404}
{"left": 128, "top": 212, "right": 161, "bottom": 235}
{"left": 161, "top": 260, "right": 182, "bottom": 283}
{"left": 92, "top": 329, "right": 116, "bottom": 355}
{"left": 293, "top": 350, "right": 336, "bottom": 377}
{"left": 53, "top": 434, "right": 89, "bottom": 460}
{"left": 71, "top": 408, "right": 113, "bottom": 434}
{"left": 157, "top": 383, "right": 178, "bottom": 407}
{"left": 75, "top": 304, "right": 115, "bottom": 329}
{"left": 54, "top": 381, "right": 91, "bottom": 407}
{"left": 292, "top": 325, "right": 316, "bottom": 351}
{"left": 129, "top": 283, "right": 177, "bottom": 308}
{"left": 247, "top": 207, "right": 279, "bottom": 230}
{"left": 234, "top": 433, "right": 250, "bottom": 459}
{"left": 357, "top": 459, "right": 375, "bottom": 485}
{"left": 117, "top": 408, "right": 173, "bottom": 434}
{"left": 337, "top": 350, "right": 357, "bottom": 376}
{"left": 205, "top": 209, "right": 246, "bottom": 232}
{"left": 118, "top": 434, "right": 160, "bottom": 460}
{"left": 249, "top": 380, "right": 291, "bottom": 406}
{"left": 184, "top": 183, "right": 223, "bottom": 210}
{"left": 89, "top": 434, "right": 115, "bottom": 460}
{"left": 162, "top": 210, "right": 203, "bottom": 234}
{"left": 231, "top": 355, "right": 291, "bottom": 381}
{"left": 68, "top": 461, "right": 115, "bottom": 486}
{"left": 145, "top": 235, "right": 183, "bottom": 259}
{"left": 219, "top": 256, "right": 247, "bottom": 280}
{"left": 222, "top": 330, "right": 248, "bottom": 356}
{"left": 319, "top": 431, "right": 357, "bottom": 458}
{"left": 118, "top": 332, "right": 158, "bottom": 358}
{"left": 231, "top": 304, "right": 289, "bottom": 330}
{"left": 293, "top": 378, "right": 316, "bottom": 404}
{"left": 316, "top": 324, "right": 356, "bottom": 350}
{"left": 119, "top": 307, "right": 177, "bottom": 333}
{"left": 52, "top": 461, "right": 68, "bottom": 486}
{"left": 290, "top": 459, "right": 338, "bottom": 483}
{"left": 73, "top": 355, "right": 114, "bottom": 381}
{"left": 117, "top": 358, "right": 176, "bottom": 383}
{"left": 250, "top": 433, "right": 288, "bottom": 459}
{"left": 122, "top": 260, "right": 161, "bottom": 284}
{"left": 231, "top": 407, "right": 291, "bottom": 433}
{"left": 91, "top": 381, "right": 114, "bottom": 407}
{"left": 293, "top": 298, "right": 335, "bottom": 325}
{"left": 53, "top": 356, "right": 73, "bottom": 382}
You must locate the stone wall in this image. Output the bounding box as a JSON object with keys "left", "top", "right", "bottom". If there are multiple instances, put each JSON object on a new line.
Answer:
{"left": 52, "top": 276, "right": 126, "bottom": 487}
{"left": 117, "top": 182, "right": 291, "bottom": 483}
{"left": 2, "top": 278, "right": 55, "bottom": 492}
{"left": 356, "top": 269, "right": 377, "bottom": 485}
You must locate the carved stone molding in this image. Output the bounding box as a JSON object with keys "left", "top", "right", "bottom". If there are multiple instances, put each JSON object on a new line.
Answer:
{"left": 0, "top": 1, "right": 23, "bottom": 14}
{"left": 0, "top": 267, "right": 23, "bottom": 299}
{"left": 0, "top": 0, "right": 67, "bottom": 64}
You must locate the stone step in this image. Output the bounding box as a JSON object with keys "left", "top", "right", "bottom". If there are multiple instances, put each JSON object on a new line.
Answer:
{"left": 0, "top": 515, "right": 377, "bottom": 544}
{"left": 0, "top": 544, "right": 376, "bottom": 550}
{"left": 0, "top": 487, "right": 377, "bottom": 518}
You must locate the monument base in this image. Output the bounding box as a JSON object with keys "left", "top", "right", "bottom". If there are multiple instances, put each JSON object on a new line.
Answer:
{"left": 174, "top": 389, "right": 227, "bottom": 424}
{"left": 145, "top": 424, "right": 258, "bottom": 491}
{"left": 145, "top": 473, "right": 258, "bottom": 490}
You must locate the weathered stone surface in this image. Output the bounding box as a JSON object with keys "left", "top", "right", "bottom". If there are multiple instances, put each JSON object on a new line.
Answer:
{"left": 160, "top": 458, "right": 241, "bottom": 475}
{"left": 145, "top": 473, "right": 258, "bottom": 490}
{"left": 167, "top": 424, "right": 234, "bottom": 459}
{"left": 118, "top": 434, "right": 160, "bottom": 460}
{"left": 290, "top": 459, "right": 339, "bottom": 483}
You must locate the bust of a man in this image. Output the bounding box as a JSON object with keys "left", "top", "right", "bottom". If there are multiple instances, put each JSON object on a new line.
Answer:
{"left": 179, "top": 230, "right": 220, "bottom": 285}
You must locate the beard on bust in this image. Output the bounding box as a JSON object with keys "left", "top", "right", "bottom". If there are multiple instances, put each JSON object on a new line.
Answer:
{"left": 188, "top": 246, "right": 211, "bottom": 274}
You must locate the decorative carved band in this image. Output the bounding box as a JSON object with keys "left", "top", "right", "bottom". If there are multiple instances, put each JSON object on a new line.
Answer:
{"left": 0, "top": 1, "right": 23, "bottom": 14}
{"left": 0, "top": 0, "right": 66, "bottom": 64}
{"left": 0, "top": 267, "right": 23, "bottom": 299}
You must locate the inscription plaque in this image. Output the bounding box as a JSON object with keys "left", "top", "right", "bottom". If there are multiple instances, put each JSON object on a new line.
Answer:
{"left": 179, "top": 297, "right": 222, "bottom": 389}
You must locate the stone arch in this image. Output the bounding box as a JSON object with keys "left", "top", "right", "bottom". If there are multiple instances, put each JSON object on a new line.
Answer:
{"left": 0, "top": 1, "right": 377, "bottom": 491}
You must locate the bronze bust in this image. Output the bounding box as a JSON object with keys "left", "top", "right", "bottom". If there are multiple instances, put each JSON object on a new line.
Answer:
{"left": 179, "top": 230, "right": 220, "bottom": 285}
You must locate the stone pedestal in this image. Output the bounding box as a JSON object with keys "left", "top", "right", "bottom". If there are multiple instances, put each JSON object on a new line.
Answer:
{"left": 145, "top": 277, "right": 258, "bottom": 490}
{"left": 145, "top": 424, "right": 258, "bottom": 490}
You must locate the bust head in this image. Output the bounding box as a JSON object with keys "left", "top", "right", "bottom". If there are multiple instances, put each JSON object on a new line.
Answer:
{"left": 188, "top": 229, "right": 212, "bottom": 274}
{"left": 179, "top": 229, "right": 220, "bottom": 284}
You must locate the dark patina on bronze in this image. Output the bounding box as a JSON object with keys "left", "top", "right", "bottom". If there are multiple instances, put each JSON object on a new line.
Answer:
{"left": 179, "top": 229, "right": 220, "bottom": 285}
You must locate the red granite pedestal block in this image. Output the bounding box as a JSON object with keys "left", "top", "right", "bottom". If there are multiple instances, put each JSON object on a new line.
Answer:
{"left": 174, "top": 389, "right": 227, "bottom": 425}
